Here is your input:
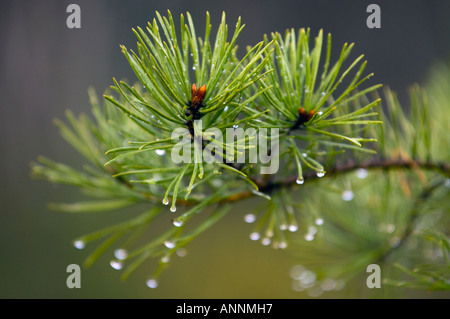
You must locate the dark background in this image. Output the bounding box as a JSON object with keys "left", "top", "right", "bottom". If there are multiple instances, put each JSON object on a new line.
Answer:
{"left": 1, "top": 0, "right": 449, "bottom": 298}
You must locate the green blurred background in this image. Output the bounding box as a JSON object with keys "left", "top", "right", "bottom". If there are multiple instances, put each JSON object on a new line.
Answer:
{"left": 1, "top": 0, "right": 449, "bottom": 298}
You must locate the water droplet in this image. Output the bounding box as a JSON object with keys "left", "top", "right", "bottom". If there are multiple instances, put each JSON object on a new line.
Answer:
{"left": 233, "top": 125, "right": 239, "bottom": 129}
{"left": 341, "top": 190, "right": 354, "bottom": 201}
{"left": 299, "top": 63, "right": 304, "bottom": 68}
{"left": 170, "top": 205, "right": 177, "bottom": 213}
{"left": 305, "top": 226, "right": 317, "bottom": 241}
{"left": 299, "top": 270, "right": 316, "bottom": 285}
{"left": 321, "top": 278, "right": 337, "bottom": 291}
{"left": 223, "top": 106, "right": 229, "bottom": 112}
{"left": 146, "top": 279, "right": 158, "bottom": 289}
{"left": 155, "top": 149, "right": 166, "bottom": 156}
{"left": 161, "top": 256, "right": 170, "bottom": 263}
{"left": 318, "top": 111, "right": 323, "bottom": 116}
{"left": 190, "top": 53, "right": 193, "bottom": 57}
{"left": 249, "top": 232, "right": 260, "bottom": 241}
{"left": 114, "top": 249, "right": 128, "bottom": 260}
{"left": 176, "top": 248, "right": 187, "bottom": 257}
{"left": 356, "top": 168, "right": 368, "bottom": 179}
{"left": 290, "top": 265, "right": 306, "bottom": 279}
{"left": 261, "top": 237, "right": 271, "bottom": 246}
{"left": 315, "top": 218, "right": 324, "bottom": 226}
{"left": 244, "top": 214, "right": 256, "bottom": 223}
{"left": 279, "top": 241, "right": 288, "bottom": 249}
{"left": 385, "top": 224, "right": 396, "bottom": 233}
{"left": 162, "top": 198, "right": 169, "bottom": 205}
{"left": 192, "top": 66, "right": 196, "bottom": 71}
{"left": 288, "top": 225, "right": 298, "bottom": 232}
{"left": 164, "top": 240, "right": 176, "bottom": 249}
{"left": 321, "top": 92, "right": 326, "bottom": 96}
{"left": 296, "top": 177, "right": 304, "bottom": 185}
{"left": 316, "top": 171, "right": 325, "bottom": 178}
{"left": 280, "top": 224, "right": 288, "bottom": 230}
{"left": 173, "top": 219, "right": 183, "bottom": 227}
{"left": 110, "top": 260, "right": 122, "bottom": 270}
{"left": 307, "top": 286, "right": 323, "bottom": 298}
{"left": 73, "top": 240, "right": 85, "bottom": 250}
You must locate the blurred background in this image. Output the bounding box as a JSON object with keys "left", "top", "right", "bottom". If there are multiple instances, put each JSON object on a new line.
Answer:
{"left": 1, "top": 0, "right": 449, "bottom": 298}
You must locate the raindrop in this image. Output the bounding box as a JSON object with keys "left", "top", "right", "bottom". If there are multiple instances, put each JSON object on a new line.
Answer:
{"left": 114, "top": 249, "right": 128, "bottom": 260}
{"left": 73, "top": 240, "right": 85, "bottom": 250}
{"left": 296, "top": 177, "right": 304, "bottom": 185}
{"left": 299, "top": 270, "right": 316, "bottom": 285}
{"left": 308, "top": 226, "right": 317, "bottom": 235}
{"left": 173, "top": 219, "right": 183, "bottom": 227}
{"left": 299, "top": 63, "right": 304, "bottom": 68}
{"left": 249, "top": 232, "right": 260, "bottom": 241}
{"left": 224, "top": 106, "right": 229, "bottom": 112}
{"left": 321, "top": 278, "right": 337, "bottom": 291}
{"left": 176, "top": 248, "right": 187, "bottom": 257}
{"left": 302, "top": 153, "right": 307, "bottom": 158}
{"left": 155, "top": 149, "right": 166, "bottom": 156}
{"left": 316, "top": 171, "right": 325, "bottom": 178}
{"left": 170, "top": 205, "right": 177, "bottom": 213}
{"left": 292, "top": 280, "right": 305, "bottom": 292}
{"left": 385, "top": 224, "right": 395, "bottom": 233}
{"left": 164, "top": 240, "right": 176, "bottom": 249}
{"left": 261, "top": 237, "right": 271, "bottom": 246}
{"left": 146, "top": 279, "right": 158, "bottom": 289}
{"left": 321, "top": 92, "right": 326, "bottom": 96}
{"left": 288, "top": 224, "right": 298, "bottom": 232}
{"left": 279, "top": 241, "right": 288, "bottom": 249}
{"left": 290, "top": 265, "right": 305, "bottom": 279}
{"left": 192, "top": 66, "right": 196, "bottom": 70}
{"left": 341, "top": 190, "right": 354, "bottom": 201}
{"left": 318, "top": 111, "right": 323, "bottom": 116}
{"left": 162, "top": 198, "right": 169, "bottom": 205}
{"left": 110, "top": 260, "right": 122, "bottom": 270}
{"left": 244, "top": 214, "right": 256, "bottom": 223}
{"left": 315, "top": 218, "right": 324, "bottom": 226}
{"left": 161, "top": 256, "right": 170, "bottom": 263}
{"left": 233, "top": 125, "right": 239, "bottom": 129}
{"left": 307, "top": 286, "right": 323, "bottom": 298}
{"left": 280, "top": 224, "right": 288, "bottom": 230}
{"left": 356, "top": 168, "right": 368, "bottom": 179}
{"left": 305, "top": 226, "right": 317, "bottom": 241}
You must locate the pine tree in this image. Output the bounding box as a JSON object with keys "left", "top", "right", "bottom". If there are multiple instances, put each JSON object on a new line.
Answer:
{"left": 31, "top": 11, "right": 449, "bottom": 296}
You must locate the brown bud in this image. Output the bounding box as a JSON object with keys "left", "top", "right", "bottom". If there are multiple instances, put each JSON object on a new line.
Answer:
{"left": 191, "top": 83, "right": 206, "bottom": 108}
{"left": 297, "top": 107, "right": 315, "bottom": 125}
{"left": 191, "top": 83, "right": 197, "bottom": 100}
{"left": 197, "top": 84, "right": 206, "bottom": 101}
{"left": 299, "top": 107, "right": 307, "bottom": 117}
